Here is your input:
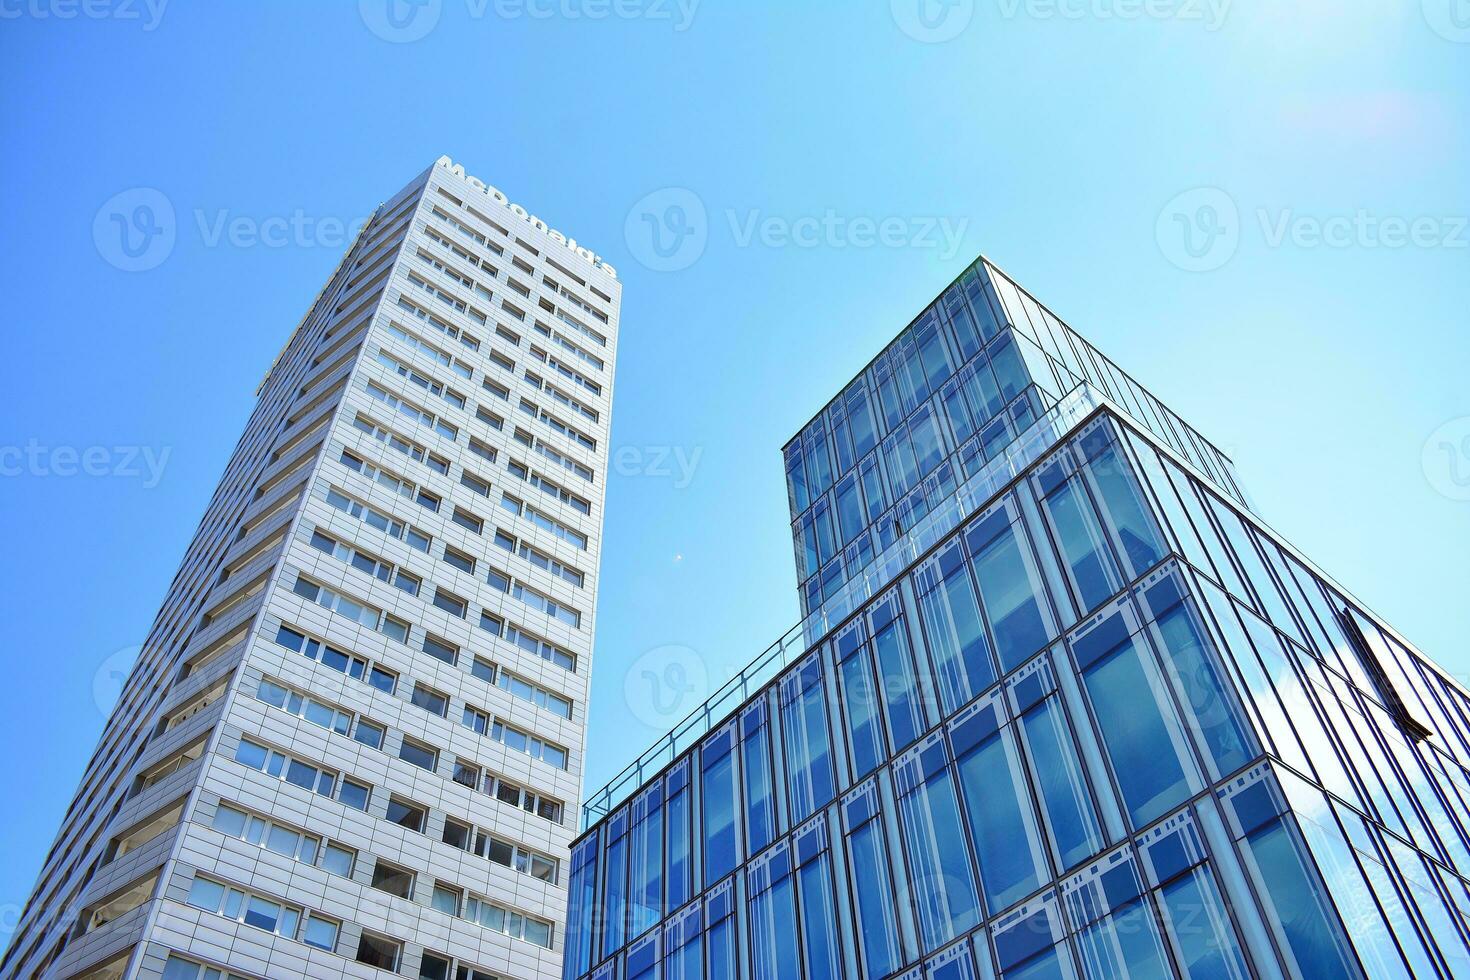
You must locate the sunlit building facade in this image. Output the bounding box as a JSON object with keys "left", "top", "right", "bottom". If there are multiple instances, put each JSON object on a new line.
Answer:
{"left": 4, "top": 157, "right": 620, "bottom": 980}
{"left": 567, "top": 256, "right": 1470, "bottom": 980}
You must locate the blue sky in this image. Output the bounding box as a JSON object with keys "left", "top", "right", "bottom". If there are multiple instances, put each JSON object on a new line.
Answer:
{"left": 1, "top": 0, "right": 1467, "bottom": 927}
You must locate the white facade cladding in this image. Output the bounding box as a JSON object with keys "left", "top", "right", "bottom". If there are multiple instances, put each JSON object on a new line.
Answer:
{"left": 2, "top": 158, "right": 621, "bottom": 980}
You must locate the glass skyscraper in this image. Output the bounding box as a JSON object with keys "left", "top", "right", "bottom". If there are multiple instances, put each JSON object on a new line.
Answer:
{"left": 569, "top": 256, "right": 1470, "bottom": 980}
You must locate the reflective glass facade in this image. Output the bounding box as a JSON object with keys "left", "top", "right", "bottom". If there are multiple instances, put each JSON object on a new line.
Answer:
{"left": 569, "top": 257, "right": 1470, "bottom": 980}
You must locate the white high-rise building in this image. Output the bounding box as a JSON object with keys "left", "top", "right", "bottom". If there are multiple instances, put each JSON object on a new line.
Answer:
{"left": 3, "top": 157, "right": 621, "bottom": 980}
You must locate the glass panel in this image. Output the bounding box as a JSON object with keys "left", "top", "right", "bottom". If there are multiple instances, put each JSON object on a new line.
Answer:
{"left": 1158, "top": 866, "right": 1250, "bottom": 980}
{"left": 849, "top": 819, "right": 902, "bottom": 980}
{"left": 841, "top": 652, "right": 886, "bottom": 778}
{"left": 1081, "top": 633, "right": 1195, "bottom": 828}
{"left": 783, "top": 675, "right": 836, "bottom": 823}
{"left": 1045, "top": 478, "right": 1120, "bottom": 612}
{"left": 973, "top": 517, "right": 1054, "bottom": 672}
{"left": 1085, "top": 443, "right": 1164, "bottom": 577}
{"left": 874, "top": 621, "right": 924, "bottom": 752}
{"left": 667, "top": 785, "right": 693, "bottom": 907}
{"left": 898, "top": 761, "right": 982, "bottom": 950}
{"left": 630, "top": 804, "right": 663, "bottom": 937}
{"left": 702, "top": 750, "right": 738, "bottom": 884}
{"left": 744, "top": 725, "right": 776, "bottom": 855}
{"left": 1076, "top": 898, "right": 1172, "bottom": 980}
{"left": 749, "top": 874, "right": 801, "bottom": 980}
{"left": 955, "top": 729, "right": 1047, "bottom": 912}
{"left": 601, "top": 832, "right": 627, "bottom": 957}
{"left": 799, "top": 854, "right": 842, "bottom": 980}
{"left": 1020, "top": 697, "right": 1104, "bottom": 870}
{"left": 1242, "top": 818, "right": 1360, "bottom": 978}
{"left": 1151, "top": 601, "right": 1255, "bottom": 779}
{"left": 917, "top": 558, "right": 998, "bottom": 714}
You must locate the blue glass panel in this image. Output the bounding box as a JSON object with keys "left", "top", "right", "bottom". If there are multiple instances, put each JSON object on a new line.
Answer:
{"left": 629, "top": 804, "right": 664, "bottom": 936}
{"left": 1076, "top": 898, "right": 1171, "bottom": 980}
{"left": 955, "top": 728, "right": 1047, "bottom": 912}
{"left": 783, "top": 669, "right": 836, "bottom": 823}
{"left": 707, "top": 915, "right": 736, "bottom": 980}
{"left": 1151, "top": 601, "right": 1255, "bottom": 779}
{"left": 1021, "top": 697, "right": 1105, "bottom": 870}
{"left": 667, "top": 785, "right": 693, "bottom": 907}
{"left": 1084, "top": 443, "right": 1163, "bottom": 577}
{"left": 972, "top": 516, "right": 1053, "bottom": 671}
{"left": 1045, "top": 478, "right": 1120, "bottom": 612}
{"left": 989, "top": 335, "right": 1030, "bottom": 402}
{"left": 669, "top": 933, "right": 702, "bottom": 980}
{"left": 749, "top": 874, "right": 800, "bottom": 980}
{"left": 799, "top": 854, "right": 843, "bottom": 980}
{"left": 897, "top": 752, "right": 983, "bottom": 950}
{"left": 602, "top": 832, "right": 628, "bottom": 958}
{"left": 841, "top": 652, "right": 886, "bottom": 778}
{"left": 917, "top": 551, "right": 998, "bottom": 714}
{"left": 566, "top": 843, "right": 599, "bottom": 976}
{"left": 1081, "top": 633, "right": 1194, "bottom": 829}
{"left": 744, "top": 724, "right": 776, "bottom": 855}
{"left": 1005, "top": 947, "right": 1070, "bottom": 980}
{"left": 849, "top": 819, "right": 902, "bottom": 979}
{"left": 1158, "top": 866, "right": 1250, "bottom": 980}
{"left": 1243, "top": 818, "right": 1360, "bottom": 978}
{"left": 702, "top": 750, "right": 738, "bottom": 885}
{"left": 875, "top": 620, "right": 925, "bottom": 751}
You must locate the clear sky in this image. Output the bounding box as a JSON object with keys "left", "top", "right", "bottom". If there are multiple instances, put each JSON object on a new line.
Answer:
{"left": 1, "top": 0, "right": 1467, "bottom": 932}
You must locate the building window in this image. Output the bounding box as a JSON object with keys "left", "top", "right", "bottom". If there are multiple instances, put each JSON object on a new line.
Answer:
{"left": 302, "top": 914, "right": 339, "bottom": 952}
{"left": 356, "top": 933, "right": 401, "bottom": 972}
{"left": 387, "top": 796, "right": 427, "bottom": 833}
{"left": 371, "top": 861, "right": 415, "bottom": 899}
{"left": 422, "top": 634, "right": 459, "bottom": 665}
{"left": 400, "top": 738, "right": 439, "bottom": 772}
